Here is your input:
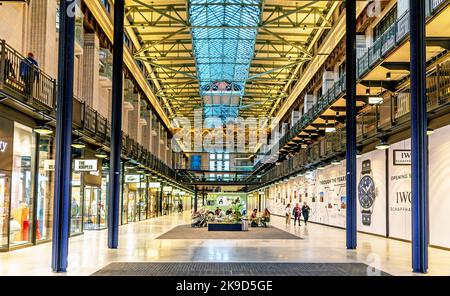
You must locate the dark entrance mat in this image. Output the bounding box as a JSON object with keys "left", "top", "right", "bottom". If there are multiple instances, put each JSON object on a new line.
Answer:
{"left": 92, "top": 262, "right": 391, "bottom": 276}
{"left": 155, "top": 224, "right": 301, "bottom": 240}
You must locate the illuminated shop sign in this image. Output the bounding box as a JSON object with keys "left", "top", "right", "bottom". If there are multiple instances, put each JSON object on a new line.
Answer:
{"left": 0, "top": 141, "right": 7, "bottom": 152}
{"left": 393, "top": 150, "right": 411, "bottom": 165}
{"left": 74, "top": 159, "right": 98, "bottom": 172}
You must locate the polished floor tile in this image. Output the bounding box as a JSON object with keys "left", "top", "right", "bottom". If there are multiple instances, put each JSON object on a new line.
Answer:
{"left": 0, "top": 212, "right": 449, "bottom": 276}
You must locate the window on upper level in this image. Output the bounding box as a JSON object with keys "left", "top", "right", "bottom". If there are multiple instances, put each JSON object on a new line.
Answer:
{"left": 373, "top": 4, "right": 397, "bottom": 41}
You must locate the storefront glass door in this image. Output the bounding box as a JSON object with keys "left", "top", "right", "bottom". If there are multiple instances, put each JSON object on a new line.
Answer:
{"left": 36, "top": 135, "right": 54, "bottom": 242}
{"left": 70, "top": 173, "right": 83, "bottom": 235}
{"left": 83, "top": 186, "right": 106, "bottom": 230}
{"left": 127, "top": 190, "right": 137, "bottom": 223}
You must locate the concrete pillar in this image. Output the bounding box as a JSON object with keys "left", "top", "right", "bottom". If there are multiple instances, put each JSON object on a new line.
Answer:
{"left": 304, "top": 94, "right": 315, "bottom": 113}
{"left": 29, "top": 0, "right": 58, "bottom": 77}
{"left": 81, "top": 34, "right": 100, "bottom": 107}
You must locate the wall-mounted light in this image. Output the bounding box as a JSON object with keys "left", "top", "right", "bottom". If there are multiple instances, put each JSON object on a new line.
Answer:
{"left": 427, "top": 128, "right": 435, "bottom": 136}
{"left": 386, "top": 72, "right": 391, "bottom": 80}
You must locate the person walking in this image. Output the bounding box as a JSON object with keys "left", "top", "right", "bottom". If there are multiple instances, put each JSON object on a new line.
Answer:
{"left": 293, "top": 203, "right": 301, "bottom": 226}
{"left": 285, "top": 203, "right": 292, "bottom": 225}
{"left": 301, "top": 202, "right": 311, "bottom": 226}
{"left": 19, "top": 52, "right": 39, "bottom": 97}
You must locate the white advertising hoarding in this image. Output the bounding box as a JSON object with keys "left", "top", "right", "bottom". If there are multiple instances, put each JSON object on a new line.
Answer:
{"left": 429, "top": 125, "right": 450, "bottom": 248}
{"left": 388, "top": 139, "right": 411, "bottom": 241}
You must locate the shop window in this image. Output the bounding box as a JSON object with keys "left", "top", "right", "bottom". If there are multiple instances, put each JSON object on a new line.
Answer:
{"left": 10, "top": 122, "right": 35, "bottom": 247}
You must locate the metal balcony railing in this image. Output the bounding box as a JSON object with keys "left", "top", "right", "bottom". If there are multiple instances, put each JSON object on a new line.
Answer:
{"left": 254, "top": 58, "right": 450, "bottom": 188}
{"left": 254, "top": 1, "right": 449, "bottom": 173}
{"left": 0, "top": 39, "right": 56, "bottom": 108}
{"left": 0, "top": 39, "right": 183, "bottom": 184}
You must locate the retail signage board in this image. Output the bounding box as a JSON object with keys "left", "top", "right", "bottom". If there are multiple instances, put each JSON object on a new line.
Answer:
{"left": 74, "top": 159, "right": 98, "bottom": 172}
{"left": 148, "top": 182, "right": 160, "bottom": 188}
{"left": 163, "top": 186, "right": 173, "bottom": 192}
{"left": 125, "top": 175, "right": 140, "bottom": 183}
{"left": 44, "top": 159, "right": 55, "bottom": 171}
{"left": 393, "top": 150, "right": 411, "bottom": 165}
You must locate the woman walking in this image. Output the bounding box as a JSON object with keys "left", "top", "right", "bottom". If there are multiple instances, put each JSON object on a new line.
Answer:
{"left": 301, "top": 202, "right": 311, "bottom": 226}
{"left": 285, "top": 203, "right": 292, "bottom": 225}
{"left": 293, "top": 203, "right": 301, "bottom": 226}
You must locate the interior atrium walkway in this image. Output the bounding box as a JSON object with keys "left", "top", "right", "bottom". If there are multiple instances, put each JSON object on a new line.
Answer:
{"left": 1, "top": 212, "right": 449, "bottom": 276}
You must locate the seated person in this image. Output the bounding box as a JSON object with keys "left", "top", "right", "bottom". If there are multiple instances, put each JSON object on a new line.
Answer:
{"left": 261, "top": 208, "right": 271, "bottom": 228}
{"left": 225, "top": 208, "right": 233, "bottom": 215}
{"left": 214, "top": 207, "right": 220, "bottom": 216}
{"left": 250, "top": 209, "right": 259, "bottom": 227}
{"left": 216, "top": 208, "right": 226, "bottom": 221}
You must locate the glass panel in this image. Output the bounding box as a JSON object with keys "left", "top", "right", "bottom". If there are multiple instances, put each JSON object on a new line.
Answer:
{"left": 224, "top": 153, "right": 230, "bottom": 160}
{"left": 210, "top": 161, "right": 215, "bottom": 170}
{"left": 217, "top": 154, "right": 222, "bottom": 160}
{"left": 127, "top": 189, "right": 136, "bottom": 222}
{"left": 10, "top": 122, "right": 35, "bottom": 247}
{"left": 70, "top": 173, "right": 83, "bottom": 234}
{"left": 210, "top": 154, "right": 215, "bottom": 160}
{"left": 0, "top": 172, "right": 10, "bottom": 249}
{"left": 36, "top": 135, "right": 54, "bottom": 241}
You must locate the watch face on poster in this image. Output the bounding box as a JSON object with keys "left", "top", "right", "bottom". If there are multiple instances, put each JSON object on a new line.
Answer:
{"left": 358, "top": 175, "right": 375, "bottom": 209}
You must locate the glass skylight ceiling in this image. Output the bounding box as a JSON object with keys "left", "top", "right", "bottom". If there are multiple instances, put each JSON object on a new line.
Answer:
{"left": 189, "top": 0, "right": 261, "bottom": 117}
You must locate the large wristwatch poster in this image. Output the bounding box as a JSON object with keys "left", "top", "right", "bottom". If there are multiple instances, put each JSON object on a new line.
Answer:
{"left": 356, "top": 149, "right": 386, "bottom": 236}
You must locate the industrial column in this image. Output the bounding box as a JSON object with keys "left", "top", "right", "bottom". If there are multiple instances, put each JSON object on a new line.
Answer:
{"left": 410, "top": 0, "right": 428, "bottom": 273}
{"left": 107, "top": 0, "right": 125, "bottom": 249}
{"left": 52, "top": 0, "right": 75, "bottom": 272}
{"left": 345, "top": 0, "right": 357, "bottom": 249}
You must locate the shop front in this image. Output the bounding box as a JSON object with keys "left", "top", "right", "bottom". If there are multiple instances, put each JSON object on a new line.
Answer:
{"left": 0, "top": 115, "right": 39, "bottom": 251}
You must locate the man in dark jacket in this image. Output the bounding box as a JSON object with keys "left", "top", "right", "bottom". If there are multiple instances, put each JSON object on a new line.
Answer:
{"left": 301, "top": 202, "right": 311, "bottom": 226}
{"left": 19, "top": 52, "right": 39, "bottom": 97}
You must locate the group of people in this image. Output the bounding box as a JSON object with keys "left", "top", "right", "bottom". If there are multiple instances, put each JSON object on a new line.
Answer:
{"left": 250, "top": 208, "right": 271, "bottom": 228}
{"left": 285, "top": 202, "right": 310, "bottom": 226}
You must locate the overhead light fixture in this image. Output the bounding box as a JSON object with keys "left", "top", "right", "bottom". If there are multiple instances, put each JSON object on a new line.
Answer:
{"left": 356, "top": 151, "right": 362, "bottom": 159}
{"left": 331, "top": 159, "right": 341, "bottom": 165}
{"left": 427, "top": 128, "right": 434, "bottom": 136}
{"left": 317, "top": 165, "right": 325, "bottom": 170}
{"left": 366, "top": 88, "right": 370, "bottom": 95}
{"left": 95, "top": 150, "right": 108, "bottom": 159}
{"left": 386, "top": 72, "right": 391, "bottom": 80}
{"left": 71, "top": 139, "right": 86, "bottom": 149}
{"left": 34, "top": 125, "right": 53, "bottom": 135}
{"left": 369, "top": 96, "right": 384, "bottom": 104}
{"left": 376, "top": 138, "right": 390, "bottom": 150}
{"left": 136, "top": 169, "right": 145, "bottom": 174}
{"left": 296, "top": 172, "right": 304, "bottom": 177}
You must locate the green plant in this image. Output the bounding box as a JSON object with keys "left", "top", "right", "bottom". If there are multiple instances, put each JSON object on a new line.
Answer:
{"left": 232, "top": 202, "right": 244, "bottom": 222}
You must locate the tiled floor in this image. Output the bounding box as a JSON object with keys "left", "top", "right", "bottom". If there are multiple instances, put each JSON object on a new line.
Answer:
{"left": 1, "top": 211, "right": 449, "bottom": 276}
